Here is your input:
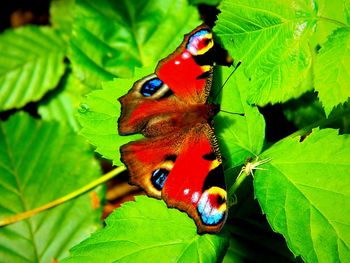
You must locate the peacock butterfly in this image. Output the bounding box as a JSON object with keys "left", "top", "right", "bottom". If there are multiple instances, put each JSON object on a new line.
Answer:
{"left": 118, "top": 25, "right": 233, "bottom": 233}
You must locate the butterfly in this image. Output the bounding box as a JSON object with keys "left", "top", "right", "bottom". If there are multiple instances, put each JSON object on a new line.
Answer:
{"left": 118, "top": 25, "right": 233, "bottom": 233}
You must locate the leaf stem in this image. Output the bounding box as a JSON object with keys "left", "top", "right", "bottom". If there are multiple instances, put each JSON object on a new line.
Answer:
{"left": 228, "top": 170, "right": 249, "bottom": 206}
{"left": 317, "top": 16, "right": 349, "bottom": 28}
{"left": 0, "top": 166, "right": 127, "bottom": 227}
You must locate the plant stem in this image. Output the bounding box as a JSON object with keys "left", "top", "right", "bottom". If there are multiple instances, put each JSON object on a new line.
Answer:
{"left": 317, "top": 16, "right": 349, "bottom": 28}
{"left": 228, "top": 170, "right": 249, "bottom": 206}
{"left": 0, "top": 166, "right": 127, "bottom": 227}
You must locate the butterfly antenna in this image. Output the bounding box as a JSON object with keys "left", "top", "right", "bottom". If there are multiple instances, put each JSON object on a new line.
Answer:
{"left": 213, "top": 61, "right": 241, "bottom": 101}
{"left": 219, "top": 109, "right": 244, "bottom": 116}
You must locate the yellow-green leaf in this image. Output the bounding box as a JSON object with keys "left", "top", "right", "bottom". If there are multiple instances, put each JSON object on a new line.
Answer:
{"left": 255, "top": 129, "right": 350, "bottom": 262}
{"left": 0, "top": 26, "right": 66, "bottom": 111}
{"left": 0, "top": 113, "right": 103, "bottom": 262}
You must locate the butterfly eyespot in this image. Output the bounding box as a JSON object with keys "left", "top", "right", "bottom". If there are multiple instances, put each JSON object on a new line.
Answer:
{"left": 197, "top": 186, "right": 227, "bottom": 226}
{"left": 151, "top": 168, "right": 169, "bottom": 190}
{"left": 202, "top": 152, "right": 216, "bottom": 160}
{"left": 138, "top": 75, "right": 173, "bottom": 99}
{"left": 204, "top": 38, "right": 211, "bottom": 45}
{"left": 186, "top": 29, "right": 213, "bottom": 56}
{"left": 140, "top": 78, "right": 163, "bottom": 97}
{"left": 216, "top": 195, "right": 225, "bottom": 205}
{"left": 164, "top": 154, "right": 177, "bottom": 162}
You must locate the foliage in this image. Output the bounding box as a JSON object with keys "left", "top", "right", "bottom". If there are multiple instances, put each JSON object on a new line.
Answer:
{"left": 0, "top": 0, "right": 349, "bottom": 262}
{"left": 69, "top": 0, "right": 200, "bottom": 88}
{"left": 0, "top": 113, "right": 102, "bottom": 262}
{"left": 0, "top": 26, "right": 65, "bottom": 111}
{"left": 256, "top": 129, "right": 350, "bottom": 262}
{"left": 62, "top": 196, "right": 229, "bottom": 263}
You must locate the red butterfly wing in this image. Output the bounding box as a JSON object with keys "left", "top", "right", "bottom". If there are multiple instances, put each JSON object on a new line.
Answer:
{"left": 155, "top": 25, "right": 215, "bottom": 102}
{"left": 121, "top": 124, "right": 226, "bottom": 233}
{"left": 156, "top": 51, "right": 210, "bottom": 102}
{"left": 118, "top": 25, "right": 231, "bottom": 233}
{"left": 120, "top": 131, "right": 185, "bottom": 198}
{"left": 118, "top": 26, "right": 215, "bottom": 135}
{"left": 162, "top": 125, "right": 227, "bottom": 233}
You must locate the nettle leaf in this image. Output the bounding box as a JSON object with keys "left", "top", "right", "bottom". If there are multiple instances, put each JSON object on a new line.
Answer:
{"left": 283, "top": 93, "right": 350, "bottom": 134}
{"left": 327, "top": 102, "right": 350, "bottom": 134}
{"left": 254, "top": 129, "right": 350, "bottom": 262}
{"left": 189, "top": 0, "right": 221, "bottom": 5}
{"left": 224, "top": 219, "right": 295, "bottom": 262}
{"left": 283, "top": 92, "right": 326, "bottom": 129}
{"left": 69, "top": 0, "right": 200, "bottom": 88}
{"left": 215, "top": 0, "right": 317, "bottom": 106}
{"left": 0, "top": 26, "right": 66, "bottom": 111}
{"left": 39, "top": 72, "right": 87, "bottom": 131}
{"left": 346, "top": 0, "right": 350, "bottom": 25}
{"left": 0, "top": 113, "right": 103, "bottom": 262}
{"left": 311, "top": 0, "right": 347, "bottom": 46}
{"left": 50, "top": 0, "right": 76, "bottom": 40}
{"left": 62, "top": 196, "right": 229, "bottom": 262}
{"left": 78, "top": 67, "right": 151, "bottom": 165}
{"left": 215, "top": 68, "right": 265, "bottom": 169}
{"left": 314, "top": 27, "right": 350, "bottom": 116}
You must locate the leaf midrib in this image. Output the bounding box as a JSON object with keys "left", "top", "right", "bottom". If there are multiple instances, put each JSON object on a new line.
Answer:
{"left": 0, "top": 122, "right": 40, "bottom": 262}
{"left": 271, "top": 165, "right": 349, "bottom": 255}
{"left": 111, "top": 240, "right": 186, "bottom": 262}
{"left": 223, "top": 1, "right": 289, "bottom": 22}
{"left": 0, "top": 51, "right": 64, "bottom": 77}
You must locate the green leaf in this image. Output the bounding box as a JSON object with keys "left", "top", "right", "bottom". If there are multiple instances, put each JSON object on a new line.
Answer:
{"left": 283, "top": 92, "right": 326, "bottom": 129}
{"left": 223, "top": 219, "right": 295, "bottom": 262}
{"left": 317, "top": 0, "right": 349, "bottom": 25}
{"left": 0, "top": 26, "right": 66, "bottom": 111}
{"left": 346, "top": 0, "right": 350, "bottom": 25}
{"left": 311, "top": 0, "right": 347, "bottom": 47}
{"left": 0, "top": 113, "right": 103, "bottom": 262}
{"left": 78, "top": 67, "right": 150, "bottom": 165}
{"left": 215, "top": 0, "right": 317, "bottom": 105}
{"left": 62, "top": 196, "right": 229, "bottom": 262}
{"left": 215, "top": 68, "right": 265, "bottom": 169}
{"left": 189, "top": 0, "right": 221, "bottom": 5}
{"left": 327, "top": 102, "right": 350, "bottom": 134}
{"left": 38, "top": 72, "right": 87, "bottom": 131}
{"left": 283, "top": 93, "right": 350, "bottom": 134}
{"left": 314, "top": 27, "right": 350, "bottom": 116}
{"left": 69, "top": 0, "right": 200, "bottom": 88}
{"left": 50, "top": 0, "right": 76, "bottom": 40}
{"left": 254, "top": 129, "right": 350, "bottom": 262}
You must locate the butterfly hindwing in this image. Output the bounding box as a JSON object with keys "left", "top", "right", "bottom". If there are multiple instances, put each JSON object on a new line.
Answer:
{"left": 120, "top": 131, "right": 185, "bottom": 198}
{"left": 162, "top": 124, "right": 227, "bottom": 233}
{"left": 121, "top": 124, "right": 227, "bottom": 233}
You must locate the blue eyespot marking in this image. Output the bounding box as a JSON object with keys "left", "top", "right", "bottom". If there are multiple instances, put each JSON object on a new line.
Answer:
{"left": 197, "top": 198, "right": 224, "bottom": 225}
{"left": 197, "top": 187, "right": 226, "bottom": 226}
{"left": 186, "top": 29, "right": 211, "bottom": 50}
{"left": 192, "top": 29, "right": 211, "bottom": 38}
{"left": 140, "top": 78, "right": 163, "bottom": 97}
{"left": 151, "top": 168, "right": 169, "bottom": 190}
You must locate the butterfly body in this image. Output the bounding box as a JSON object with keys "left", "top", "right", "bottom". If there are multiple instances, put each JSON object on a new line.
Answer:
{"left": 118, "top": 25, "right": 232, "bottom": 233}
